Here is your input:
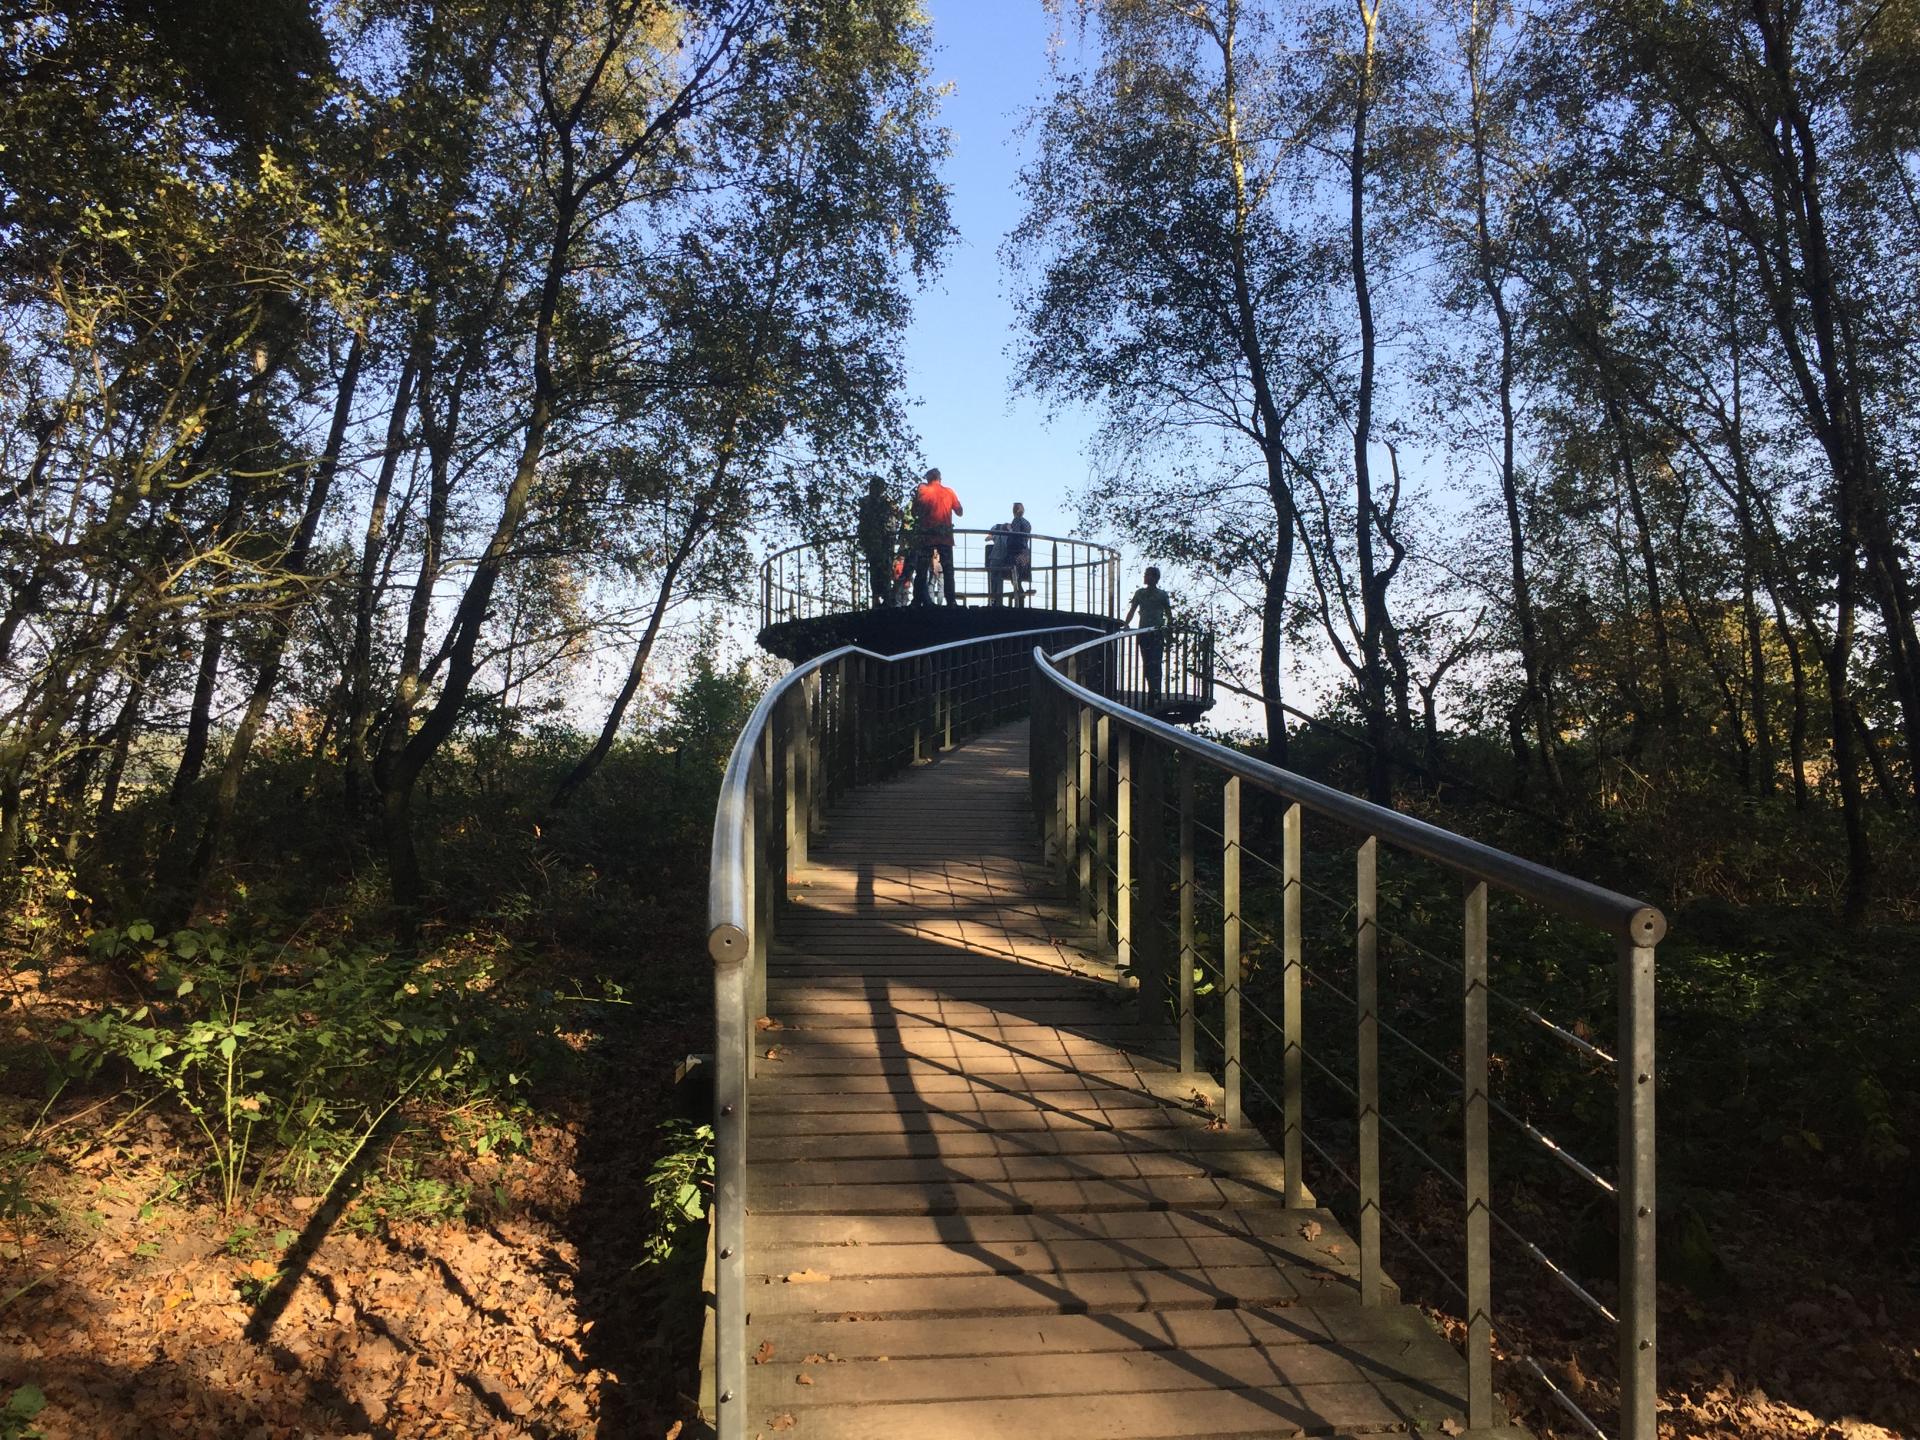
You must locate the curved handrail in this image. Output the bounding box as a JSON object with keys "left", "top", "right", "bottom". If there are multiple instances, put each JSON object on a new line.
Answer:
{"left": 709, "top": 625, "right": 1104, "bottom": 960}
{"left": 1038, "top": 631, "right": 1662, "bottom": 943}
{"left": 1030, "top": 626, "right": 1661, "bottom": 1440}
{"left": 702, "top": 622, "right": 1104, "bottom": 1437}
{"left": 760, "top": 528, "right": 1123, "bottom": 627}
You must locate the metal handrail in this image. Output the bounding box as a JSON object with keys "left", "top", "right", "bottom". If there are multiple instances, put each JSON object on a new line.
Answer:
{"left": 1031, "top": 628, "right": 1660, "bottom": 1440}
{"left": 702, "top": 624, "right": 1103, "bottom": 1438}
{"left": 759, "top": 527, "right": 1123, "bottom": 627}
{"left": 1043, "top": 631, "right": 1661, "bottom": 943}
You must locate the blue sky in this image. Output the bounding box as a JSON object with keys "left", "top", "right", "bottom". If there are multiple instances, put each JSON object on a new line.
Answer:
{"left": 898, "top": 3, "right": 1099, "bottom": 545}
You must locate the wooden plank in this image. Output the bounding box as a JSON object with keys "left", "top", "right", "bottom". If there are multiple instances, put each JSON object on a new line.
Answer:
{"left": 750, "top": 1262, "right": 1314, "bottom": 1318}
{"left": 732, "top": 1378, "right": 1465, "bottom": 1438}
{"left": 749, "top": 1301, "right": 1442, "bottom": 1362}
{"left": 746, "top": 1148, "right": 1287, "bottom": 1188}
{"left": 749, "top": 1339, "right": 1464, "bottom": 1406}
{"left": 749, "top": 1106, "right": 1203, "bottom": 1138}
{"left": 752, "top": 1234, "right": 1359, "bottom": 1284}
{"left": 748, "top": 1206, "right": 1335, "bottom": 1250}
{"left": 747, "top": 1125, "right": 1269, "bottom": 1162}
{"left": 746, "top": 1175, "right": 1290, "bottom": 1215}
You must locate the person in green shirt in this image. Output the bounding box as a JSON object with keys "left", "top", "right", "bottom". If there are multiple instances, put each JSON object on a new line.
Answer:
{"left": 1123, "top": 565, "right": 1173, "bottom": 706}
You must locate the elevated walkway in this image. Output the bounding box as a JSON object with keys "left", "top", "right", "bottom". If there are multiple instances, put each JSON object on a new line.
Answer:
{"left": 717, "top": 725, "right": 1523, "bottom": 1438}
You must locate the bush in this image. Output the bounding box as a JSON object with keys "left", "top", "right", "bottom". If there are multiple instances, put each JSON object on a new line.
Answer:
{"left": 59, "top": 922, "right": 537, "bottom": 1212}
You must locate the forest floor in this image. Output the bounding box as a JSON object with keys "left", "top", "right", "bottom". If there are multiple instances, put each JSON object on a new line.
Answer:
{"left": 3, "top": 747, "right": 1916, "bottom": 1440}
{"left": 1, "top": 947, "right": 711, "bottom": 1440}
{"left": 8, "top": 953, "right": 1914, "bottom": 1440}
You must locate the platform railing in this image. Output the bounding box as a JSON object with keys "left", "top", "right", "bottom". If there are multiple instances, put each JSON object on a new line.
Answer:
{"left": 703, "top": 624, "right": 1101, "bottom": 1439}
{"left": 759, "top": 529, "right": 1121, "bottom": 628}
{"left": 1031, "top": 630, "right": 1661, "bottom": 1440}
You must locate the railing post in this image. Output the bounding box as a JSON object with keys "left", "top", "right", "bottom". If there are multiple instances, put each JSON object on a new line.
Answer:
{"left": 1620, "top": 932, "right": 1658, "bottom": 1440}
{"left": 1356, "top": 837, "right": 1381, "bottom": 1305}
{"left": 1116, "top": 726, "right": 1133, "bottom": 974}
{"left": 1178, "top": 759, "right": 1196, "bottom": 1074}
{"left": 1094, "top": 714, "right": 1111, "bottom": 949}
{"left": 785, "top": 690, "right": 804, "bottom": 875}
{"left": 1053, "top": 681, "right": 1069, "bottom": 869}
{"left": 1463, "top": 881, "right": 1493, "bottom": 1430}
{"left": 1222, "top": 775, "right": 1242, "bottom": 1129}
{"left": 751, "top": 728, "right": 774, "bottom": 1051}
{"left": 1076, "top": 703, "right": 1093, "bottom": 917}
{"left": 805, "top": 671, "right": 824, "bottom": 838}
{"left": 1134, "top": 734, "right": 1168, "bottom": 1030}
{"left": 711, "top": 932, "right": 747, "bottom": 1436}
{"left": 941, "top": 655, "right": 954, "bottom": 751}
{"left": 1283, "top": 802, "right": 1304, "bottom": 1207}
{"left": 912, "top": 655, "right": 925, "bottom": 764}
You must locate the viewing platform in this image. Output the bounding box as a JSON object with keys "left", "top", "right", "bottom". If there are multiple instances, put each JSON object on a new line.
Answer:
{"left": 755, "top": 531, "right": 1216, "bottom": 725}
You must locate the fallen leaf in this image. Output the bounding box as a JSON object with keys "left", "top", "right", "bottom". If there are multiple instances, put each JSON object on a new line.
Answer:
{"left": 770, "top": 1413, "right": 796, "bottom": 1431}
{"left": 1440, "top": 1419, "right": 1465, "bottom": 1436}
{"left": 1189, "top": 1090, "right": 1214, "bottom": 1109}
{"left": 765, "top": 1046, "right": 782, "bottom": 1061}
{"left": 796, "top": 1373, "right": 814, "bottom": 1386}
{"left": 665, "top": 1423, "right": 683, "bottom": 1440}
{"left": 756, "top": 1016, "right": 784, "bottom": 1032}
{"left": 753, "top": 1340, "right": 775, "bottom": 1365}
{"left": 784, "top": 1268, "right": 831, "bottom": 1284}
{"left": 1205, "top": 1116, "right": 1227, "bottom": 1132}
{"left": 1299, "top": 1220, "right": 1323, "bottom": 1241}
{"left": 241, "top": 1258, "right": 277, "bottom": 1281}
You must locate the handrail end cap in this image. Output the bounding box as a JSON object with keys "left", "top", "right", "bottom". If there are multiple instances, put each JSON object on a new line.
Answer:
{"left": 1627, "top": 906, "right": 1667, "bottom": 948}
{"left": 708, "top": 923, "right": 750, "bottom": 966}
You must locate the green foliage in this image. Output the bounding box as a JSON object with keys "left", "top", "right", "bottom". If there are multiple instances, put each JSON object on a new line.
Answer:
{"left": 345, "top": 1162, "right": 471, "bottom": 1236}
{"left": 59, "top": 922, "right": 533, "bottom": 1212}
{"left": 639, "top": 1121, "right": 714, "bottom": 1266}
{"left": 1, "top": 1384, "right": 45, "bottom": 1440}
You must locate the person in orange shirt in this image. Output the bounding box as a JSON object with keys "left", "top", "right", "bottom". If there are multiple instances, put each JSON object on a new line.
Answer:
{"left": 908, "top": 467, "right": 962, "bottom": 606}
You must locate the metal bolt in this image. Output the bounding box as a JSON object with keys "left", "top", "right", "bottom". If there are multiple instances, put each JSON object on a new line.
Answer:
{"left": 1638, "top": 1072, "right": 1651, "bottom": 1083}
{"left": 721, "top": 1104, "right": 735, "bottom": 1117}
{"left": 1638, "top": 1206, "right": 1651, "bottom": 1218}
{"left": 1639, "top": 1339, "right": 1652, "bottom": 1351}
{"left": 720, "top": 1390, "right": 733, "bottom": 1403}
{"left": 720, "top": 1247, "right": 733, "bottom": 1259}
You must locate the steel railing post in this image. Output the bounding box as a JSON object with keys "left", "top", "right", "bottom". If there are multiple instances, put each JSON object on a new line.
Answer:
{"left": 1094, "top": 713, "right": 1112, "bottom": 949}
{"left": 785, "top": 691, "right": 804, "bottom": 876}
{"left": 1134, "top": 735, "right": 1168, "bottom": 1030}
{"left": 1178, "top": 759, "right": 1196, "bottom": 1074}
{"left": 913, "top": 655, "right": 925, "bottom": 764}
{"left": 1054, "top": 685, "right": 1070, "bottom": 869}
{"left": 1356, "top": 837, "right": 1381, "bottom": 1305}
{"left": 751, "top": 729, "right": 774, "bottom": 1050}
{"left": 1076, "top": 703, "right": 1093, "bottom": 916}
{"left": 1464, "top": 881, "right": 1493, "bottom": 1429}
{"left": 1620, "top": 933, "right": 1658, "bottom": 1440}
{"left": 1283, "top": 802, "right": 1304, "bottom": 1207}
{"left": 1223, "top": 775, "right": 1242, "bottom": 1128}
{"left": 1116, "top": 726, "right": 1133, "bottom": 973}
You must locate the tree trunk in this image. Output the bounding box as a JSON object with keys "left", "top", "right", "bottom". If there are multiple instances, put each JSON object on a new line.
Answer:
{"left": 190, "top": 334, "right": 365, "bottom": 891}
{"left": 1764, "top": 580, "right": 1811, "bottom": 809}
{"left": 1259, "top": 538, "right": 1291, "bottom": 767}
{"left": 344, "top": 346, "right": 422, "bottom": 815}
{"left": 1348, "top": 0, "right": 1391, "bottom": 805}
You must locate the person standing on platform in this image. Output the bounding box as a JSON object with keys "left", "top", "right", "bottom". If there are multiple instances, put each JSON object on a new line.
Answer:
{"left": 1007, "top": 502, "right": 1033, "bottom": 606}
{"left": 856, "top": 474, "right": 901, "bottom": 607}
{"left": 909, "top": 467, "right": 962, "bottom": 607}
{"left": 1122, "top": 565, "right": 1173, "bottom": 706}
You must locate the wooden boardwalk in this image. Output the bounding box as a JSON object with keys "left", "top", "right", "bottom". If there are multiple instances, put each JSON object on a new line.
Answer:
{"left": 725, "top": 723, "right": 1521, "bottom": 1438}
